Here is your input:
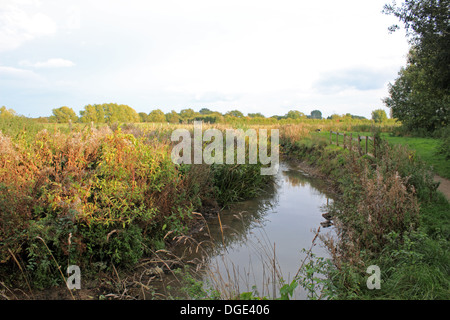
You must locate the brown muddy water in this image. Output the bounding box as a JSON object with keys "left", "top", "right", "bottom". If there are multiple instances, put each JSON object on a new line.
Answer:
{"left": 150, "top": 161, "right": 335, "bottom": 300}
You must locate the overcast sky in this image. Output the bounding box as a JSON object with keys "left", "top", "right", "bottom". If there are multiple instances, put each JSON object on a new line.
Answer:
{"left": 0, "top": 0, "right": 409, "bottom": 119}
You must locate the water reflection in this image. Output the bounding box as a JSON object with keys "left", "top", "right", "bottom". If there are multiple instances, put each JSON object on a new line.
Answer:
{"left": 151, "top": 161, "right": 335, "bottom": 300}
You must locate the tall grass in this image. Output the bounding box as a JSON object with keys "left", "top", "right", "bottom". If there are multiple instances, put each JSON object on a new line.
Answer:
{"left": 3, "top": 118, "right": 440, "bottom": 299}
{"left": 279, "top": 130, "right": 449, "bottom": 299}
{"left": 0, "top": 122, "right": 278, "bottom": 292}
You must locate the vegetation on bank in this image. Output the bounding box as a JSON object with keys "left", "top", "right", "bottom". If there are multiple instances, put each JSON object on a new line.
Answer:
{"left": 281, "top": 132, "right": 449, "bottom": 299}
{"left": 382, "top": 133, "right": 450, "bottom": 180}
{"left": 312, "top": 129, "right": 450, "bottom": 180}
{"left": 0, "top": 115, "right": 448, "bottom": 300}
{"left": 0, "top": 122, "right": 272, "bottom": 291}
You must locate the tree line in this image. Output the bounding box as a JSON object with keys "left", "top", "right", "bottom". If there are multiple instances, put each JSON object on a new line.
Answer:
{"left": 1, "top": 104, "right": 392, "bottom": 125}
{"left": 49, "top": 105, "right": 329, "bottom": 124}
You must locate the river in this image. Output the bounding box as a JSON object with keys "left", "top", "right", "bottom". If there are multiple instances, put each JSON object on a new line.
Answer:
{"left": 150, "top": 161, "right": 335, "bottom": 300}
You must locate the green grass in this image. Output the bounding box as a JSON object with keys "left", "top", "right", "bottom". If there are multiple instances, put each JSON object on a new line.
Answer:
{"left": 286, "top": 134, "right": 450, "bottom": 300}
{"left": 369, "top": 193, "right": 450, "bottom": 300}
{"left": 312, "top": 131, "right": 450, "bottom": 179}
{"left": 381, "top": 134, "right": 450, "bottom": 179}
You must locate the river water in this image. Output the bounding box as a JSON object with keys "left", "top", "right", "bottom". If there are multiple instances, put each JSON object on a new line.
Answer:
{"left": 152, "top": 161, "right": 335, "bottom": 300}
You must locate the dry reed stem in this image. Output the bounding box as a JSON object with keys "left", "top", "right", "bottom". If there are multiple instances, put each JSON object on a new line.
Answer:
{"left": 294, "top": 226, "right": 321, "bottom": 280}
{"left": 8, "top": 248, "right": 33, "bottom": 298}
{"left": 35, "top": 236, "right": 75, "bottom": 300}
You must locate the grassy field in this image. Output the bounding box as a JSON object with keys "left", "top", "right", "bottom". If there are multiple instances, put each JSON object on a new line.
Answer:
{"left": 312, "top": 130, "right": 449, "bottom": 179}
{"left": 381, "top": 134, "right": 449, "bottom": 179}
{"left": 280, "top": 132, "right": 449, "bottom": 299}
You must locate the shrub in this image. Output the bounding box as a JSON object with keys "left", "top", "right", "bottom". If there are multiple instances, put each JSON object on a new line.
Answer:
{"left": 375, "top": 139, "right": 438, "bottom": 201}
{"left": 436, "top": 127, "right": 450, "bottom": 160}
{"left": 211, "top": 163, "right": 271, "bottom": 206}
{"left": 1, "top": 123, "right": 276, "bottom": 289}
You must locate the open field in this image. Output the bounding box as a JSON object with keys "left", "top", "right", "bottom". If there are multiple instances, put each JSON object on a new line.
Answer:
{"left": 381, "top": 134, "right": 449, "bottom": 180}
{"left": 312, "top": 130, "right": 449, "bottom": 180}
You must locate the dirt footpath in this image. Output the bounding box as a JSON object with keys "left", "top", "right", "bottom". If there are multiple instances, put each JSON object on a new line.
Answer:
{"left": 434, "top": 175, "right": 450, "bottom": 201}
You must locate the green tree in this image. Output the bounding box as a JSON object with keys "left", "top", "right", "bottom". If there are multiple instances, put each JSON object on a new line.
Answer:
{"left": 138, "top": 112, "right": 149, "bottom": 122}
{"left": 310, "top": 110, "right": 322, "bottom": 119}
{"left": 371, "top": 109, "right": 388, "bottom": 123}
{"left": 329, "top": 114, "right": 342, "bottom": 121}
{"left": 104, "top": 103, "right": 139, "bottom": 123}
{"left": 50, "top": 106, "right": 78, "bottom": 123}
{"left": 248, "top": 112, "right": 265, "bottom": 118}
{"left": 383, "top": 0, "right": 450, "bottom": 90}
{"left": 201, "top": 111, "right": 224, "bottom": 123}
{"left": 199, "top": 108, "right": 213, "bottom": 115}
{"left": 148, "top": 109, "right": 166, "bottom": 122}
{"left": 225, "top": 110, "right": 244, "bottom": 118}
{"left": 179, "top": 108, "right": 198, "bottom": 122}
{"left": 384, "top": 49, "right": 449, "bottom": 131}
{"left": 165, "top": 110, "right": 181, "bottom": 123}
{"left": 0, "top": 106, "right": 16, "bottom": 118}
{"left": 79, "top": 104, "right": 104, "bottom": 123}
{"left": 79, "top": 103, "right": 139, "bottom": 123}
{"left": 383, "top": 0, "right": 450, "bottom": 132}
{"left": 285, "top": 110, "right": 305, "bottom": 119}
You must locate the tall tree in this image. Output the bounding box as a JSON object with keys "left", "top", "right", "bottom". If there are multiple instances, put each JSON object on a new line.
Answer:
{"left": 285, "top": 110, "right": 305, "bottom": 119}
{"left": 225, "top": 110, "right": 244, "bottom": 118}
{"left": 199, "top": 108, "right": 213, "bottom": 115}
{"left": 371, "top": 109, "right": 388, "bottom": 123}
{"left": 166, "top": 110, "right": 181, "bottom": 123}
{"left": 79, "top": 103, "right": 139, "bottom": 123}
{"left": 202, "top": 111, "right": 224, "bottom": 123}
{"left": 248, "top": 112, "right": 265, "bottom": 118}
{"left": 383, "top": 0, "right": 450, "bottom": 90}
{"left": 148, "top": 109, "right": 166, "bottom": 122}
{"left": 310, "top": 110, "right": 322, "bottom": 119}
{"left": 384, "top": 49, "right": 449, "bottom": 131}
{"left": 0, "top": 106, "right": 16, "bottom": 118}
{"left": 138, "top": 112, "right": 149, "bottom": 122}
{"left": 383, "top": 0, "right": 450, "bottom": 132}
{"left": 50, "top": 106, "right": 78, "bottom": 123}
{"left": 179, "top": 108, "right": 198, "bottom": 122}
{"left": 79, "top": 104, "right": 104, "bottom": 123}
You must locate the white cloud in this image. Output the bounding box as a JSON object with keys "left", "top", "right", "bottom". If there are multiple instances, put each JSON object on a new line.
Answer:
{"left": 19, "top": 58, "right": 75, "bottom": 68}
{"left": 0, "top": 0, "right": 410, "bottom": 119}
{"left": 0, "top": 1, "right": 57, "bottom": 52}
{"left": 0, "top": 65, "right": 44, "bottom": 86}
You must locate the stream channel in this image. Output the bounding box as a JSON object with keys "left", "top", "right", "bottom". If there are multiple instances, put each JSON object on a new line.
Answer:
{"left": 151, "top": 161, "right": 336, "bottom": 300}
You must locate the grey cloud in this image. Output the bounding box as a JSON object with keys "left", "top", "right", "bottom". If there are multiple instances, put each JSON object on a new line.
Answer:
{"left": 314, "top": 67, "right": 392, "bottom": 92}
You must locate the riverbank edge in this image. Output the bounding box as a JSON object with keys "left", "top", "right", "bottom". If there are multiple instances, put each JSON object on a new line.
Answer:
{"left": 3, "top": 132, "right": 448, "bottom": 300}
{"left": 1, "top": 154, "right": 332, "bottom": 300}
{"left": 0, "top": 127, "right": 274, "bottom": 300}
{"left": 280, "top": 135, "right": 450, "bottom": 300}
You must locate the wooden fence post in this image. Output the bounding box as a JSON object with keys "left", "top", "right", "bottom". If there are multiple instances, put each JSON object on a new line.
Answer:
{"left": 374, "top": 135, "right": 377, "bottom": 158}
{"left": 330, "top": 131, "right": 332, "bottom": 144}
{"left": 343, "top": 133, "right": 346, "bottom": 149}
{"left": 350, "top": 133, "right": 353, "bottom": 152}
{"left": 358, "top": 135, "right": 361, "bottom": 155}
{"left": 365, "top": 136, "right": 368, "bottom": 154}
{"left": 336, "top": 132, "right": 339, "bottom": 146}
